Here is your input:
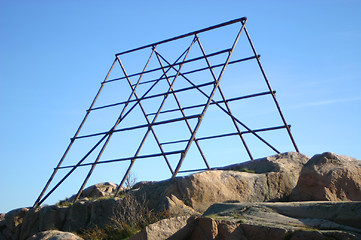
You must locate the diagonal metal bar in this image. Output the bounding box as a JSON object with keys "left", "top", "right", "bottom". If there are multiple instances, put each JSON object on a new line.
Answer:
{"left": 172, "top": 20, "right": 247, "bottom": 178}
{"left": 33, "top": 59, "right": 118, "bottom": 208}
{"left": 113, "top": 36, "right": 198, "bottom": 197}
{"left": 156, "top": 43, "right": 280, "bottom": 154}
{"left": 117, "top": 50, "right": 174, "bottom": 174}
{"left": 89, "top": 40, "right": 200, "bottom": 135}
{"left": 35, "top": 134, "right": 109, "bottom": 206}
{"left": 72, "top": 48, "right": 160, "bottom": 203}
{"left": 154, "top": 48, "right": 210, "bottom": 169}
{"left": 195, "top": 33, "right": 254, "bottom": 160}
{"left": 35, "top": 17, "right": 298, "bottom": 208}
{"left": 242, "top": 23, "right": 299, "bottom": 152}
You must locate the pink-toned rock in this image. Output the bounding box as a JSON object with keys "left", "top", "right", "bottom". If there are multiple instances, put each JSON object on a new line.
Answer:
{"left": 290, "top": 152, "right": 361, "bottom": 201}
{"left": 135, "top": 152, "right": 310, "bottom": 214}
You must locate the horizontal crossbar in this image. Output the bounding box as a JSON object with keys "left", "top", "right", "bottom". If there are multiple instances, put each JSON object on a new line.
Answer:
{"left": 106, "top": 55, "right": 259, "bottom": 85}
{"left": 160, "top": 125, "right": 290, "bottom": 145}
{"left": 106, "top": 48, "right": 231, "bottom": 84}
{"left": 89, "top": 81, "right": 215, "bottom": 112}
{"left": 147, "top": 90, "right": 275, "bottom": 116}
{"left": 74, "top": 114, "right": 201, "bottom": 140}
{"left": 56, "top": 150, "right": 184, "bottom": 170}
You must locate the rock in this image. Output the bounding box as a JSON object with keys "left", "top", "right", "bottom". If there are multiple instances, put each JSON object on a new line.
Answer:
{"left": 216, "top": 220, "right": 246, "bottom": 240}
{"left": 68, "top": 182, "right": 118, "bottom": 201}
{"left": 18, "top": 198, "right": 123, "bottom": 239}
{"left": 62, "top": 198, "right": 121, "bottom": 232}
{"left": 134, "top": 152, "right": 309, "bottom": 214}
{"left": 290, "top": 152, "right": 361, "bottom": 201}
{"left": 203, "top": 201, "right": 361, "bottom": 238}
{"left": 0, "top": 213, "right": 5, "bottom": 230}
{"left": 3, "top": 208, "right": 29, "bottom": 240}
{"left": 20, "top": 205, "right": 70, "bottom": 239}
{"left": 288, "top": 230, "right": 328, "bottom": 240}
{"left": 4, "top": 152, "right": 361, "bottom": 240}
{"left": 190, "top": 217, "right": 218, "bottom": 240}
{"left": 241, "top": 224, "right": 287, "bottom": 240}
{"left": 131, "top": 201, "right": 361, "bottom": 240}
{"left": 130, "top": 216, "right": 195, "bottom": 240}
{"left": 26, "top": 230, "right": 83, "bottom": 240}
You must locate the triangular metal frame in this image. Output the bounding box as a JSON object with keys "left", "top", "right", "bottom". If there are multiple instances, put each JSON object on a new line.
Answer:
{"left": 34, "top": 17, "right": 298, "bottom": 208}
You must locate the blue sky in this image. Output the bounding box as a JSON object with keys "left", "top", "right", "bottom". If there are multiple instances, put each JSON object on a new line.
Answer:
{"left": 1, "top": 1, "right": 360, "bottom": 213}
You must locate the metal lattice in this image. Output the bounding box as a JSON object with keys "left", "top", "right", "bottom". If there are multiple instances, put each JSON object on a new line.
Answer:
{"left": 34, "top": 17, "right": 298, "bottom": 207}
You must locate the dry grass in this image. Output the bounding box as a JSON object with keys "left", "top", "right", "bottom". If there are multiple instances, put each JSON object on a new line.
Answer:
{"left": 78, "top": 192, "right": 169, "bottom": 240}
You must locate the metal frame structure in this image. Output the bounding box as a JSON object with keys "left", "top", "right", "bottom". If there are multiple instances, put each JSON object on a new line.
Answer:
{"left": 33, "top": 17, "right": 298, "bottom": 208}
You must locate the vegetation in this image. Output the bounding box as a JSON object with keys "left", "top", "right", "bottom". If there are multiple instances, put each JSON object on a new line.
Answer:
{"left": 56, "top": 198, "right": 74, "bottom": 207}
{"left": 77, "top": 193, "right": 169, "bottom": 240}
{"left": 238, "top": 168, "right": 256, "bottom": 173}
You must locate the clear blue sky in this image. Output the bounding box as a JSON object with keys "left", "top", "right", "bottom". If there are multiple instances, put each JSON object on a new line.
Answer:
{"left": 1, "top": 1, "right": 360, "bottom": 213}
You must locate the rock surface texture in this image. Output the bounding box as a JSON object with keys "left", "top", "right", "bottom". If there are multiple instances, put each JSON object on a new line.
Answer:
{"left": 131, "top": 201, "right": 361, "bottom": 240}
{"left": 290, "top": 152, "right": 361, "bottom": 201}
{"left": 134, "top": 152, "right": 310, "bottom": 214}
{"left": 26, "top": 230, "right": 83, "bottom": 240}
{"left": 1, "top": 152, "right": 360, "bottom": 240}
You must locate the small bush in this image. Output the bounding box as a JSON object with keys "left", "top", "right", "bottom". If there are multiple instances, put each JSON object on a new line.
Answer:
{"left": 79, "top": 193, "right": 169, "bottom": 240}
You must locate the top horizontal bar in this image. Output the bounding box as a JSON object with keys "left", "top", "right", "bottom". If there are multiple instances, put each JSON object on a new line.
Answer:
{"left": 115, "top": 17, "right": 247, "bottom": 56}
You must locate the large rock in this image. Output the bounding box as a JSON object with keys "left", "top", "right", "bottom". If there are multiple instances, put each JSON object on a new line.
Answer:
{"left": 204, "top": 201, "right": 361, "bottom": 230}
{"left": 2, "top": 208, "right": 29, "bottom": 240}
{"left": 18, "top": 198, "right": 122, "bottom": 240}
{"left": 26, "top": 230, "right": 83, "bottom": 240}
{"left": 134, "top": 152, "right": 309, "bottom": 214}
{"left": 131, "top": 201, "right": 361, "bottom": 240}
{"left": 5, "top": 152, "right": 361, "bottom": 240}
{"left": 290, "top": 152, "right": 361, "bottom": 201}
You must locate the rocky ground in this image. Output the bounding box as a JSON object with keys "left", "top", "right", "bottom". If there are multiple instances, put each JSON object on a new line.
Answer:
{"left": 1, "top": 152, "right": 360, "bottom": 240}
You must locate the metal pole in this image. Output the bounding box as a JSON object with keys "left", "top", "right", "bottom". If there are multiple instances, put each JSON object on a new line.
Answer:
{"left": 33, "top": 59, "right": 117, "bottom": 208}
{"left": 172, "top": 20, "right": 247, "bottom": 178}
{"left": 117, "top": 51, "right": 174, "bottom": 174}
{"left": 72, "top": 48, "right": 160, "bottom": 203}
{"left": 157, "top": 53, "right": 280, "bottom": 154}
{"left": 113, "top": 36, "right": 198, "bottom": 197}
{"left": 242, "top": 23, "right": 299, "bottom": 152}
{"left": 154, "top": 48, "right": 210, "bottom": 169}
{"left": 195, "top": 34, "right": 254, "bottom": 160}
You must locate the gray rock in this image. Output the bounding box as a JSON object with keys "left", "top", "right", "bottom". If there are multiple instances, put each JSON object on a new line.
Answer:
{"left": 203, "top": 201, "right": 361, "bottom": 237}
